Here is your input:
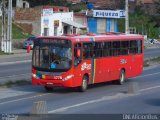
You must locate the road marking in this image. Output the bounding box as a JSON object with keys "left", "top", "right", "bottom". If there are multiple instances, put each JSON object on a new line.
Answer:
{"left": 48, "top": 93, "right": 130, "bottom": 113}
{"left": 0, "top": 93, "right": 51, "bottom": 105}
{"left": 144, "top": 64, "right": 160, "bottom": 70}
{"left": 0, "top": 60, "right": 31, "bottom": 65}
{"left": 0, "top": 66, "right": 159, "bottom": 109}
{"left": 134, "top": 72, "right": 160, "bottom": 79}
{"left": 49, "top": 84, "right": 160, "bottom": 113}
{"left": 140, "top": 85, "right": 160, "bottom": 92}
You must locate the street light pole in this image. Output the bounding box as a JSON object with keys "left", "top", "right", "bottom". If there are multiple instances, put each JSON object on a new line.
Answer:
{"left": 7, "top": 0, "right": 12, "bottom": 53}
{"left": 1, "top": 0, "right": 8, "bottom": 52}
{"left": 1, "top": 0, "right": 4, "bottom": 52}
{"left": 1, "top": 0, "right": 5, "bottom": 52}
{"left": 125, "top": 0, "right": 129, "bottom": 34}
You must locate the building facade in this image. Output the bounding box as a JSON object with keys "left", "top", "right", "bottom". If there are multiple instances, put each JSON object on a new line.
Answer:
{"left": 86, "top": 10, "right": 125, "bottom": 33}
{"left": 14, "top": 6, "right": 86, "bottom": 36}
{"left": 41, "top": 8, "right": 86, "bottom": 36}
{"left": 41, "top": 12, "right": 73, "bottom": 36}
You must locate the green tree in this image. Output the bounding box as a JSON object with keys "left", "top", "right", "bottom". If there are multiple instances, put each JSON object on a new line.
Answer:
{"left": 118, "top": 9, "right": 159, "bottom": 38}
{"left": 147, "top": 22, "right": 159, "bottom": 38}
{"left": 119, "top": 0, "right": 125, "bottom": 9}
{"left": 154, "top": 0, "right": 160, "bottom": 14}
{"left": 152, "top": 0, "right": 160, "bottom": 28}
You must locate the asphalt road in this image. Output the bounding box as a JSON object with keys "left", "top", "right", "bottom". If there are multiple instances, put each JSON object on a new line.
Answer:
{"left": 0, "top": 65, "right": 159, "bottom": 115}
{"left": 0, "top": 47, "right": 160, "bottom": 84}
{"left": 0, "top": 62, "right": 31, "bottom": 84}
{"left": 144, "top": 48, "right": 160, "bottom": 60}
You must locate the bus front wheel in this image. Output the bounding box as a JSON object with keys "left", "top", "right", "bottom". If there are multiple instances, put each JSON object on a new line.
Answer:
{"left": 79, "top": 76, "right": 88, "bottom": 92}
{"left": 118, "top": 70, "right": 125, "bottom": 85}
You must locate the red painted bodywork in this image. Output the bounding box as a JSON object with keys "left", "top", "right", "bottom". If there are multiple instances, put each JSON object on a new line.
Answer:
{"left": 32, "top": 34, "right": 144, "bottom": 88}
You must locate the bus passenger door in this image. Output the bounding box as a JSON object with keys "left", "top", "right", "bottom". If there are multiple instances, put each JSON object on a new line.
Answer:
{"left": 73, "top": 43, "right": 83, "bottom": 87}
{"left": 130, "top": 40, "right": 143, "bottom": 77}
{"left": 93, "top": 42, "right": 105, "bottom": 83}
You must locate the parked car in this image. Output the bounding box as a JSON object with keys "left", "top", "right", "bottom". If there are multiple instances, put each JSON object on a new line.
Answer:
{"left": 148, "top": 38, "right": 160, "bottom": 44}
{"left": 23, "top": 36, "right": 36, "bottom": 49}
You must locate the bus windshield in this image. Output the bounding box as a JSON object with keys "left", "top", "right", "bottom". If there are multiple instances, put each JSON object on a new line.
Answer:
{"left": 32, "top": 40, "right": 72, "bottom": 71}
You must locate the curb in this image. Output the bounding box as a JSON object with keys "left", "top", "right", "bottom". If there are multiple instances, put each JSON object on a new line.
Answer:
{"left": 144, "top": 64, "right": 160, "bottom": 70}
{"left": 0, "top": 54, "right": 31, "bottom": 59}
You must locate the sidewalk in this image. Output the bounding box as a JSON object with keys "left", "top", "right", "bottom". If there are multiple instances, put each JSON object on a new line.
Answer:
{"left": 0, "top": 49, "right": 32, "bottom": 65}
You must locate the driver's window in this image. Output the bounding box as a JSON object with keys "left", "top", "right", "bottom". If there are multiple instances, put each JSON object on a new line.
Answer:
{"left": 74, "top": 43, "right": 82, "bottom": 67}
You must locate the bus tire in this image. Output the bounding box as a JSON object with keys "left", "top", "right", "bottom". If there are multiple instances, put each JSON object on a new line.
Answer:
{"left": 79, "top": 76, "right": 88, "bottom": 92}
{"left": 44, "top": 86, "right": 53, "bottom": 92}
{"left": 118, "top": 70, "right": 125, "bottom": 85}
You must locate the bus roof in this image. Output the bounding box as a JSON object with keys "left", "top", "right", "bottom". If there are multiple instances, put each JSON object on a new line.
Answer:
{"left": 37, "top": 33, "right": 144, "bottom": 43}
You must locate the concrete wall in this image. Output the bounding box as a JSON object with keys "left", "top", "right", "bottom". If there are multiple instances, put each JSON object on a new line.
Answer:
{"left": 74, "top": 14, "right": 87, "bottom": 27}
{"left": 14, "top": 7, "right": 42, "bottom": 35}
{"left": 16, "top": 22, "right": 33, "bottom": 34}
{"left": 32, "top": 20, "right": 41, "bottom": 36}
{"left": 15, "top": 7, "right": 41, "bottom": 21}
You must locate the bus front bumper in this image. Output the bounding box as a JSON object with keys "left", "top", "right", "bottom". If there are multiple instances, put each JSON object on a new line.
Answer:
{"left": 32, "top": 77, "right": 74, "bottom": 87}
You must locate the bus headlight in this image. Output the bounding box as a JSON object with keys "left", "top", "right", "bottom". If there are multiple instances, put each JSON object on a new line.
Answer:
{"left": 32, "top": 73, "right": 39, "bottom": 79}
{"left": 63, "top": 75, "right": 74, "bottom": 81}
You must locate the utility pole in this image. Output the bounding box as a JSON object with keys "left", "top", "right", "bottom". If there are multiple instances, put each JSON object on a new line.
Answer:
{"left": 125, "top": 0, "right": 129, "bottom": 34}
{"left": 7, "top": 0, "right": 12, "bottom": 53}
{"left": 1, "top": 0, "right": 7, "bottom": 52}
{"left": 1, "top": 0, "right": 4, "bottom": 52}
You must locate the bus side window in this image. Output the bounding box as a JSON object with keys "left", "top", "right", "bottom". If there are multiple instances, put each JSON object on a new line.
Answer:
{"left": 121, "top": 41, "right": 129, "bottom": 55}
{"left": 112, "top": 41, "right": 120, "bottom": 56}
{"left": 130, "top": 40, "right": 137, "bottom": 54}
{"left": 103, "top": 41, "right": 112, "bottom": 57}
{"left": 83, "top": 43, "right": 93, "bottom": 59}
{"left": 103, "top": 42, "right": 109, "bottom": 57}
{"left": 137, "top": 40, "right": 142, "bottom": 54}
{"left": 74, "top": 43, "right": 82, "bottom": 67}
{"left": 94, "top": 42, "right": 103, "bottom": 58}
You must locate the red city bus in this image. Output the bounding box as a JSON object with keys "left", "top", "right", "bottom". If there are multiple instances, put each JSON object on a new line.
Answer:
{"left": 32, "top": 33, "right": 144, "bottom": 92}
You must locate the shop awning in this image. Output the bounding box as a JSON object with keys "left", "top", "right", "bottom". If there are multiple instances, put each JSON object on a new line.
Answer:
{"left": 62, "top": 20, "right": 86, "bottom": 28}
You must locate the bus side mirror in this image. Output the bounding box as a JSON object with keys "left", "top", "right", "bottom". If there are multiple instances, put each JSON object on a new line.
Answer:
{"left": 76, "top": 49, "right": 81, "bottom": 58}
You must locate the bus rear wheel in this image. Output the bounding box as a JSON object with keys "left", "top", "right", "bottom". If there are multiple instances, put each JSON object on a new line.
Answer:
{"left": 118, "top": 70, "right": 125, "bottom": 85}
{"left": 44, "top": 86, "right": 54, "bottom": 92}
{"left": 79, "top": 76, "right": 88, "bottom": 92}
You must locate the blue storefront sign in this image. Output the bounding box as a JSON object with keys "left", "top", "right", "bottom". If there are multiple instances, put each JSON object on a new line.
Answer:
{"left": 93, "top": 10, "right": 125, "bottom": 18}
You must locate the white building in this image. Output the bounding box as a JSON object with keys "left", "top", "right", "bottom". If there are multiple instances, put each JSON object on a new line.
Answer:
{"left": 16, "top": 0, "right": 30, "bottom": 8}
{"left": 41, "top": 9, "right": 86, "bottom": 36}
